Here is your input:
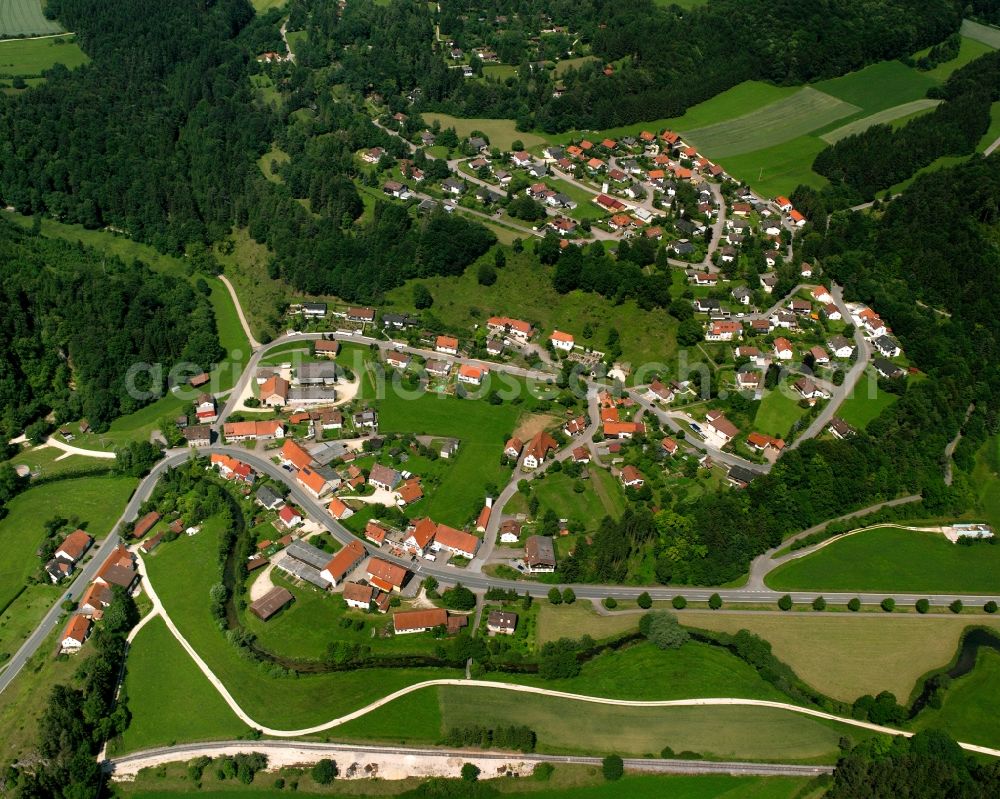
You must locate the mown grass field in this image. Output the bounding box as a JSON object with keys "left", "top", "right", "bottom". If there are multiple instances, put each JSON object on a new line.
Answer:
{"left": 438, "top": 686, "right": 865, "bottom": 760}
{"left": 531, "top": 468, "right": 625, "bottom": 529}
{"left": 918, "top": 34, "right": 995, "bottom": 81}
{"left": 835, "top": 378, "right": 898, "bottom": 429}
{"left": 0, "top": 0, "right": 62, "bottom": 37}
{"left": 960, "top": 18, "right": 1000, "bottom": 49}
{"left": 682, "top": 611, "right": 1000, "bottom": 702}
{"left": 915, "top": 647, "right": 1000, "bottom": 749}
{"left": 0, "top": 475, "right": 136, "bottom": 630}
{"left": 972, "top": 434, "right": 1000, "bottom": 530}
{"left": 753, "top": 386, "right": 808, "bottom": 440}
{"left": 423, "top": 112, "right": 548, "bottom": 150}
{"left": 114, "top": 616, "right": 248, "bottom": 753}
{"left": 821, "top": 99, "right": 942, "bottom": 144}
{"left": 0, "top": 35, "right": 85, "bottom": 79}
{"left": 251, "top": 0, "right": 287, "bottom": 11}
{"left": 383, "top": 250, "right": 680, "bottom": 368}
{"left": 3, "top": 443, "right": 110, "bottom": 479}
{"left": 681, "top": 88, "right": 859, "bottom": 158}
{"left": 535, "top": 602, "right": 647, "bottom": 644}
{"left": 767, "top": 526, "right": 1000, "bottom": 594}
{"left": 143, "top": 517, "right": 460, "bottom": 730}
{"left": 377, "top": 384, "right": 519, "bottom": 526}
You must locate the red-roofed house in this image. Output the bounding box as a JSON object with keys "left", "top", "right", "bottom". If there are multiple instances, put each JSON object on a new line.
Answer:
{"left": 393, "top": 607, "right": 448, "bottom": 634}
{"left": 550, "top": 330, "right": 574, "bottom": 351}
{"left": 328, "top": 497, "right": 354, "bottom": 520}
{"left": 261, "top": 375, "right": 290, "bottom": 407}
{"left": 61, "top": 615, "right": 91, "bottom": 653}
{"left": 504, "top": 437, "right": 523, "bottom": 459}
{"left": 279, "top": 439, "right": 313, "bottom": 471}
{"left": 774, "top": 196, "right": 793, "bottom": 212}
{"left": 521, "top": 431, "right": 558, "bottom": 470}
{"left": 603, "top": 421, "right": 644, "bottom": 439}
{"left": 435, "top": 335, "right": 459, "bottom": 355}
{"left": 367, "top": 558, "right": 408, "bottom": 592}
{"left": 278, "top": 505, "right": 302, "bottom": 528}
{"left": 432, "top": 524, "right": 481, "bottom": 559}
{"left": 320, "top": 540, "right": 366, "bottom": 587}
{"left": 789, "top": 209, "right": 806, "bottom": 226}
{"left": 661, "top": 437, "right": 678, "bottom": 457}
{"left": 476, "top": 504, "right": 491, "bottom": 533}
{"left": 404, "top": 517, "right": 437, "bottom": 556}
{"left": 458, "top": 363, "right": 487, "bottom": 386}
{"left": 620, "top": 465, "right": 645, "bottom": 488}
{"left": 364, "top": 521, "right": 387, "bottom": 546}
{"left": 55, "top": 530, "right": 93, "bottom": 563}
{"left": 773, "top": 337, "right": 794, "bottom": 360}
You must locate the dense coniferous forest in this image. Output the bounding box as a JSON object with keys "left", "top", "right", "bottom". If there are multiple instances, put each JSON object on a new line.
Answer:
{"left": 0, "top": 220, "right": 222, "bottom": 436}
{"left": 812, "top": 50, "right": 1000, "bottom": 201}
{"left": 292, "top": 0, "right": 962, "bottom": 131}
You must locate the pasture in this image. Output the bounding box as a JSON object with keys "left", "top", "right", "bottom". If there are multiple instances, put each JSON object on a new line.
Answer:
{"left": 114, "top": 616, "right": 248, "bottom": 753}
{"left": 835, "top": 378, "right": 899, "bottom": 429}
{"left": 0, "top": 0, "right": 62, "bottom": 38}
{"left": 766, "top": 525, "right": 1000, "bottom": 594}
{"left": 682, "top": 611, "right": 1000, "bottom": 702}
{"left": 531, "top": 468, "right": 625, "bottom": 529}
{"left": 0, "top": 35, "right": 85, "bottom": 79}
{"left": 915, "top": 648, "right": 1000, "bottom": 749}
{"left": 680, "top": 88, "right": 860, "bottom": 157}
{"left": 821, "top": 99, "right": 942, "bottom": 144}
{"left": 423, "top": 112, "right": 548, "bottom": 150}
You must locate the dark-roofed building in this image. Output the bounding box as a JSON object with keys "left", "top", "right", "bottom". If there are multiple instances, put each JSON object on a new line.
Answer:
{"left": 487, "top": 610, "right": 518, "bottom": 635}
{"left": 185, "top": 424, "right": 212, "bottom": 446}
{"left": 525, "top": 535, "right": 556, "bottom": 573}
{"left": 250, "top": 587, "right": 294, "bottom": 621}
{"left": 827, "top": 417, "right": 856, "bottom": 440}
{"left": 727, "top": 464, "right": 758, "bottom": 489}
{"left": 256, "top": 484, "right": 284, "bottom": 510}
{"left": 874, "top": 358, "right": 906, "bottom": 380}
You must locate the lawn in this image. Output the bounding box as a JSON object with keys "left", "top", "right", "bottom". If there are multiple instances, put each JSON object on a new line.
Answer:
{"left": 438, "top": 686, "right": 865, "bottom": 760}
{"left": 972, "top": 434, "right": 1000, "bottom": 530}
{"left": 531, "top": 468, "right": 625, "bottom": 530}
{"left": 214, "top": 229, "right": 289, "bottom": 343}
{"left": 257, "top": 145, "right": 290, "bottom": 183}
{"left": 3, "top": 443, "right": 111, "bottom": 480}
{"left": 251, "top": 0, "right": 287, "bottom": 11}
{"left": 680, "top": 88, "right": 859, "bottom": 158}
{"left": 144, "top": 519, "right": 460, "bottom": 730}
{"left": 382, "top": 250, "right": 679, "bottom": 368}
{"left": 422, "top": 112, "right": 548, "bottom": 150}
{"left": 536, "top": 602, "right": 642, "bottom": 644}
{"left": 915, "top": 647, "right": 1000, "bottom": 749}
{"left": 753, "top": 386, "right": 808, "bottom": 439}
{"left": 918, "top": 35, "right": 996, "bottom": 81}
{"left": 960, "top": 18, "right": 1000, "bottom": 50}
{"left": 766, "top": 526, "right": 1000, "bottom": 594}
{"left": 377, "top": 386, "right": 520, "bottom": 526}
{"left": 821, "top": 99, "right": 942, "bottom": 144}
{"left": 491, "top": 640, "right": 788, "bottom": 703}
{"left": 813, "top": 60, "right": 938, "bottom": 115}
{"left": 553, "top": 55, "right": 598, "bottom": 76}
{"left": 0, "top": 0, "right": 62, "bottom": 37}
{"left": 682, "top": 611, "right": 1000, "bottom": 702}
{"left": 483, "top": 63, "right": 517, "bottom": 80}
{"left": 0, "top": 475, "right": 137, "bottom": 629}
{"left": 0, "top": 35, "right": 86, "bottom": 79}
{"left": 114, "top": 616, "right": 249, "bottom": 753}
{"left": 836, "top": 378, "right": 899, "bottom": 429}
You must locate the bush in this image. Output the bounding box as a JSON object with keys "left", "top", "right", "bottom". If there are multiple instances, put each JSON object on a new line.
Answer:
{"left": 986, "top": 600, "right": 998, "bottom": 614}
{"left": 603, "top": 597, "right": 617, "bottom": 609}
{"left": 562, "top": 587, "right": 576, "bottom": 604}
{"left": 532, "top": 762, "right": 554, "bottom": 781}
{"left": 708, "top": 593, "right": 722, "bottom": 610}
{"left": 660, "top": 746, "right": 675, "bottom": 758}
{"left": 602, "top": 755, "right": 624, "bottom": 781}
{"left": 442, "top": 583, "right": 477, "bottom": 611}
{"left": 848, "top": 597, "right": 861, "bottom": 612}
{"left": 461, "top": 763, "right": 480, "bottom": 781}
{"left": 778, "top": 594, "right": 793, "bottom": 611}
{"left": 812, "top": 596, "right": 826, "bottom": 611}
{"left": 881, "top": 597, "right": 895, "bottom": 613}
{"left": 311, "top": 759, "right": 337, "bottom": 785}
{"left": 641, "top": 611, "right": 689, "bottom": 650}
{"left": 637, "top": 591, "right": 652, "bottom": 609}
{"left": 915, "top": 598, "right": 930, "bottom": 614}
{"left": 949, "top": 599, "right": 963, "bottom": 614}
{"left": 547, "top": 587, "right": 563, "bottom": 605}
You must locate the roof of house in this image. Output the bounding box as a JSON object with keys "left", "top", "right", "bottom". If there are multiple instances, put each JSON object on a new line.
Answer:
{"left": 458, "top": 363, "right": 486, "bottom": 380}
{"left": 62, "top": 614, "right": 91, "bottom": 644}
{"left": 364, "top": 521, "right": 387, "bottom": 544}
{"left": 322, "top": 540, "right": 366, "bottom": 582}
{"left": 315, "top": 339, "right": 341, "bottom": 353}
{"left": 57, "top": 530, "right": 92, "bottom": 561}
{"left": 261, "top": 375, "right": 290, "bottom": 400}
{"left": 728, "top": 464, "right": 758, "bottom": 485}
{"left": 80, "top": 581, "right": 113, "bottom": 611}
{"left": 407, "top": 517, "right": 438, "bottom": 548}
{"left": 525, "top": 535, "right": 556, "bottom": 566}
{"left": 487, "top": 610, "right": 518, "bottom": 630}
{"left": 621, "top": 465, "right": 644, "bottom": 484}
{"left": 278, "top": 505, "right": 301, "bottom": 524}
{"left": 133, "top": 511, "right": 160, "bottom": 539}
{"left": 523, "top": 430, "right": 558, "bottom": 462}
{"left": 328, "top": 497, "right": 352, "bottom": 519}
{"left": 393, "top": 607, "right": 448, "bottom": 632}
{"left": 397, "top": 478, "right": 424, "bottom": 504}
{"left": 476, "top": 505, "right": 492, "bottom": 530}
{"left": 550, "top": 330, "right": 573, "bottom": 343}
{"left": 705, "top": 411, "right": 739, "bottom": 439}
{"left": 280, "top": 440, "right": 313, "bottom": 471}
{"left": 343, "top": 582, "right": 375, "bottom": 605}
{"left": 436, "top": 335, "right": 459, "bottom": 349}
{"left": 433, "top": 524, "right": 480, "bottom": 555}
{"left": 367, "top": 557, "right": 408, "bottom": 588}
{"left": 773, "top": 337, "right": 793, "bottom": 352}
{"left": 661, "top": 437, "right": 678, "bottom": 454}
{"left": 369, "top": 463, "right": 401, "bottom": 488}
{"left": 603, "top": 421, "right": 644, "bottom": 436}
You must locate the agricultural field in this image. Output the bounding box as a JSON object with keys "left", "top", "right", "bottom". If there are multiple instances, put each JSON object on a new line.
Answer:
{"left": 914, "top": 648, "right": 1000, "bottom": 749}
{"left": 535, "top": 602, "right": 646, "bottom": 644}
{"left": 382, "top": 250, "right": 681, "bottom": 369}
{"left": 0, "top": 0, "right": 62, "bottom": 38}
{"left": 142, "top": 516, "right": 460, "bottom": 731}
{"left": 682, "top": 611, "right": 1000, "bottom": 702}
{"left": 821, "top": 99, "right": 942, "bottom": 144}
{"left": 0, "top": 35, "right": 85, "bottom": 86}
{"left": 766, "top": 526, "right": 1000, "bottom": 594}
{"left": 680, "top": 88, "right": 860, "bottom": 158}
{"left": 251, "top": 0, "right": 287, "bottom": 11}
{"left": 0, "top": 475, "right": 137, "bottom": 635}
{"left": 960, "top": 18, "right": 1000, "bottom": 49}
{"left": 423, "top": 112, "right": 548, "bottom": 151}
{"left": 3, "top": 443, "right": 110, "bottom": 480}
{"left": 114, "top": 616, "right": 248, "bottom": 754}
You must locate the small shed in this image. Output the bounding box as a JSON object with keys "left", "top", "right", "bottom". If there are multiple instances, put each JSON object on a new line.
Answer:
{"left": 249, "top": 587, "right": 294, "bottom": 621}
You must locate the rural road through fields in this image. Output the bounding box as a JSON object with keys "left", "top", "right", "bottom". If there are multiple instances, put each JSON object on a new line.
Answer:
{"left": 217, "top": 274, "right": 261, "bottom": 350}
{"left": 107, "top": 740, "right": 833, "bottom": 779}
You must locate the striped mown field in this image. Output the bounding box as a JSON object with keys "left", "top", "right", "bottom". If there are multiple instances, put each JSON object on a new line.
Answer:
{"left": 821, "top": 98, "right": 943, "bottom": 143}
{"left": 0, "top": 0, "right": 62, "bottom": 38}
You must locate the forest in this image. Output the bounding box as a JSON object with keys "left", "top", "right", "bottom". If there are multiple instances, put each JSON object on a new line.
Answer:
{"left": 812, "top": 49, "right": 1000, "bottom": 202}
{"left": 0, "top": 220, "right": 222, "bottom": 436}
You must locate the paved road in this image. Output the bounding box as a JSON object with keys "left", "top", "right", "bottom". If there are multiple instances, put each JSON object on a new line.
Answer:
{"left": 107, "top": 739, "right": 833, "bottom": 778}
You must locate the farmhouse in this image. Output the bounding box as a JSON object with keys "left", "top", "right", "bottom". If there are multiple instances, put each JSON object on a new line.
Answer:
{"left": 525, "top": 535, "right": 556, "bottom": 573}
{"left": 343, "top": 582, "right": 375, "bottom": 610}
{"left": 394, "top": 608, "right": 448, "bottom": 634}
{"left": 369, "top": 463, "right": 401, "bottom": 491}
{"left": 260, "top": 375, "right": 290, "bottom": 406}
{"left": 431, "top": 524, "right": 481, "bottom": 559}
{"left": 504, "top": 437, "right": 523, "bottom": 459}
{"left": 603, "top": 421, "right": 644, "bottom": 439}
{"left": 319, "top": 540, "right": 366, "bottom": 587}
{"left": 280, "top": 439, "right": 313, "bottom": 470}
{"left": 404, "top": 517, "right": 437, "bottom": 556}
{"left": 61, "top": 615, "right": 91, "bottom": 653}
{"left": 367, "top": 558, "right": 408, "bottom": 593}
{"left": 132, "top": 511, "right": 161, "bottom": 539}
{"left": 223, "top": 420, "right": 285, "bottom": 442}
{"left": 521, "top": 431, "right": 557, "bottom": 470}
{"left": 250, "top": 587, "right": 294, "bottom": 622}
{"left": 55, "top": 530, "right": 93, "bottom": 564}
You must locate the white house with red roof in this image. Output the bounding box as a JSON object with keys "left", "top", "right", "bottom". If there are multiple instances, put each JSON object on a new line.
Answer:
{"left": 773, "top": 338, "right": 794, "bottom": 360}
{"left": 550, "top": 330, "right": 574, "bottom": 351}
{"left": 435, "top": 335, "right": 459, "bottom": 355}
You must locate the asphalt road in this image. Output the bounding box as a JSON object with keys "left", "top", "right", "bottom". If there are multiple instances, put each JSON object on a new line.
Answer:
{"left": 106, "top": 739, "right": 833, "bottom": 778}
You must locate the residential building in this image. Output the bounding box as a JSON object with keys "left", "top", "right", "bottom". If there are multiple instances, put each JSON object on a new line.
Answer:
{"left": 393, "top": 608, "right": 448, "bottom": 634}
{"left": 61, "top": 615, "right": 91, "bottom": 652}
{"left": 366, "top": 558, "right": 408, "bottom": 593}
{"left": 261, "top": 375, "right": 290, "bottom": 406}
{"left": 435, "top": 335, "right": 459, "bottom": 355}
{"left": 524, "top": 535, "right": 556, "bottom": 573}
{"left": 223, "top": 420, "right": 285, "bottom": 442}
{"left": 343, "top": 582, "right": 375, "bottom": 610}
{"left": 487, "top": 611, "right": 518, "bottom": 635}
{"left": 704, "top": 410, "right": 739, "bottom": 444}
{"left": 458, "top": 363, "right": 487, "bottom": 386}
{"left": 521, "top": 431, "right": 558, "bottom": 470}
{"left": 431, "top": 524, "right": 481, "bottom": 559}
{"left": 328, "top": 497, "right": 354, "bottom": 520}
{"left": 369, "top": 463, "right": 401, "bottom": 491}
{"left": 620, "top": 465, "right": 645, "bottom": 488}
{"left": 550, "top": 330, "right": 574, "bottom": 351}
{"left": 280, "top": 439, "right": 313, "bottom": 471}
{"left": 314, "top": 339, "right": 341, "bottom": 358}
